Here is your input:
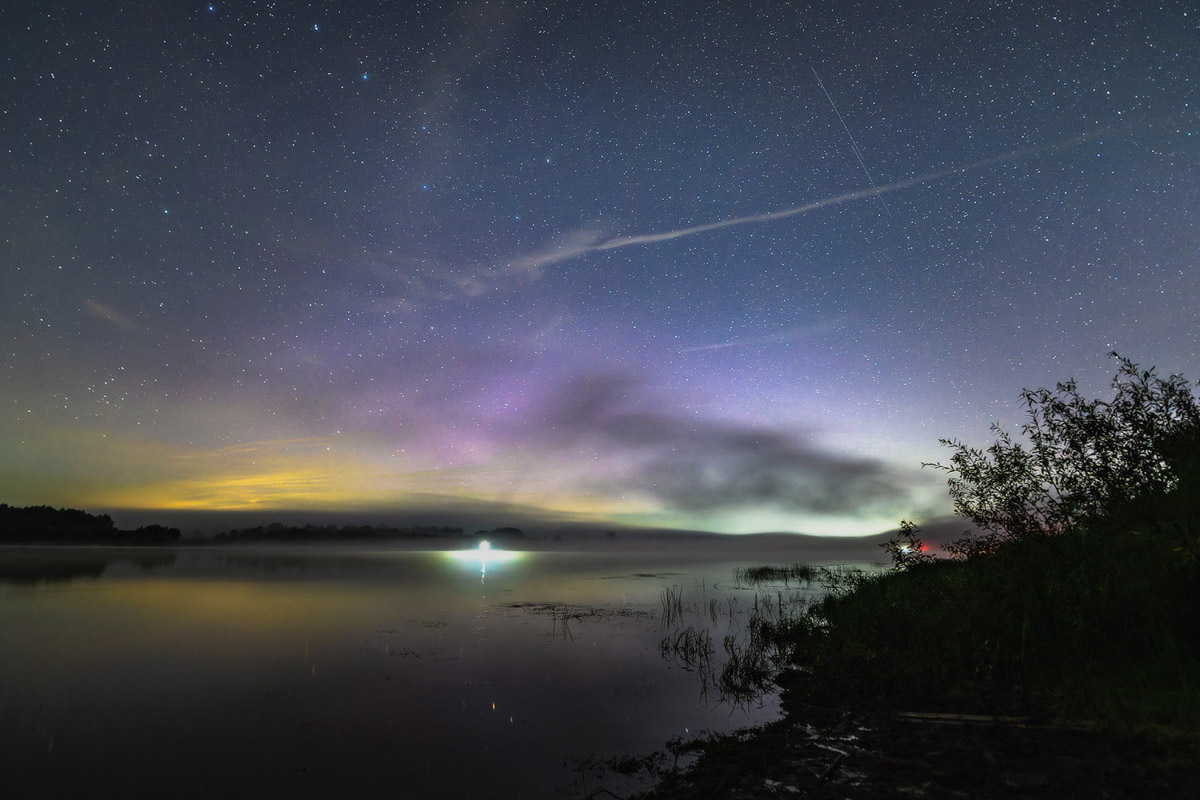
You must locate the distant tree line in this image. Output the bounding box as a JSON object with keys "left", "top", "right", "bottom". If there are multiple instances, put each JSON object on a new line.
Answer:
{"left": 0, "top": 504, "right": 181, "bottom": 544}
{"left": 0, "top": 505, "right": 532, "bottom": 546}
{"left": 213, "top": 522, "right": 469, "bottom": 542}
{"left": 472, "top": 526, "right": 528, "bottom": 540}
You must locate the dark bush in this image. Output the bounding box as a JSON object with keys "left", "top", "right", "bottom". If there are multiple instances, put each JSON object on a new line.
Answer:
{"left": 793, "top": 355, "right": 1200, "bottom": 726}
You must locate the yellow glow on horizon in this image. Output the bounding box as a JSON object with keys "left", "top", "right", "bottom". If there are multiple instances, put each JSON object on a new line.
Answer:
{"left": 3, "top": 421, "right": 918, "bottom": 537}
{"left": 63, "top": 434, "right": 660, "bottom": 521}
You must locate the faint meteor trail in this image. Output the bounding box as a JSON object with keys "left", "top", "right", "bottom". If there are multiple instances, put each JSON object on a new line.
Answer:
{"left": 811, "top": 65, "right": 893, "bottom": 220}
{"left": 508, "top": 122, "right": 1115, "bottom": 272}
{"left": 679, "top": 319, "right": 847, "bottom": 354}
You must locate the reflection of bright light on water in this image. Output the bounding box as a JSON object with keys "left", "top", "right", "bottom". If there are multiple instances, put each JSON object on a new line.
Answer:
{"left": 447, "top": 542, "right": 521, "bottom": 582}
{"left": 448, "top": 541, "right": 519, "bottom": 565}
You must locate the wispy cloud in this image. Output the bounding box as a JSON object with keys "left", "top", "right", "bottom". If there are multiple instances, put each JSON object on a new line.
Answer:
{"left": 363, "top": 125, "right": 1115, "bottom": 310}
{"left": 505, "top": 226, "right": 605, "bottom": 276}
{"left": 501, "top": 124, "right": 1113, "bottom": 277}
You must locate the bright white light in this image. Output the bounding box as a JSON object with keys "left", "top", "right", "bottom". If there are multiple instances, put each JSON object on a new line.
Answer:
{"left": 447, "top": 541, "right": 520, "bottom": 568}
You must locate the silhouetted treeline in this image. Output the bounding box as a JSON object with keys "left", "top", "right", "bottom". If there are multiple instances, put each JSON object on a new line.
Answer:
{"left": 0, "top": 504, "right": 181, "bottom": 544}
{"left": 213, "top": 522, "right": 466, "bottom": 542}
{"left": 472, "top": 526, "right": 528, "bottom": 540}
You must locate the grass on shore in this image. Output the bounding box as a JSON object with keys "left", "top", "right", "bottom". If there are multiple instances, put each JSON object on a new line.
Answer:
{"left": 634, "top": 529, "right": 1200, "bottom": 799}
{"left": 639, "top": 356, "right": 1200, "bottom": 797}
{"left": 767, "top": 527, "right": 1200, "bottom": 731}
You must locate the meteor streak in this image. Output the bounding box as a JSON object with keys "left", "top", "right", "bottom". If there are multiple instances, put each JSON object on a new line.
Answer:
{"left": 811, "top": 65, "right": 893, "bottom": 220}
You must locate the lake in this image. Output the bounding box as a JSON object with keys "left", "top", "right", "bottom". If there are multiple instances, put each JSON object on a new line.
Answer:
{"left": 0, "top": 541, "right": 852, "bottom": 798}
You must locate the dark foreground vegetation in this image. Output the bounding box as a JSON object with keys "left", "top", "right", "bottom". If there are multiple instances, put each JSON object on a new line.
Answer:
{"left": 0, "top": 504, "right": 180, "bottom": 544}
{"left": 638, "top": 355, "right": 1200, "bottom": 798}
{"left": 734, "top": 563, "right": 819, "bottom": 586}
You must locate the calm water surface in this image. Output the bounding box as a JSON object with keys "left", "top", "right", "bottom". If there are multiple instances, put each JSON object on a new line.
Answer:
{"left": 0, "top": 543, "right": 829, "bottom": 798}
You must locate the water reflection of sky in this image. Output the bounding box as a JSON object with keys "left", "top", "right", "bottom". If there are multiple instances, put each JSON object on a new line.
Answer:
{"left": 0, "top": 545, "right": 820, "bottom": 798}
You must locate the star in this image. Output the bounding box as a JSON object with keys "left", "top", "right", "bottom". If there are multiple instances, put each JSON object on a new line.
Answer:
{"left": 1, "top": 1, "right": 1195, "bottom": 536}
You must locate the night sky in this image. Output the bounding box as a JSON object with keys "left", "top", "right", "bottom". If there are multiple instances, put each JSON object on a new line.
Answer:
{"left": 3, "top": 2, "right": 1197, "bottom": 535}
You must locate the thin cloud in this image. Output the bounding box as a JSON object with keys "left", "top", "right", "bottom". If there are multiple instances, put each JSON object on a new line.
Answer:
{"left": 506, "top": 226, "right": 605, "bottom": 276}
{"left": 376, "top": 122, "right": 1116, "bottom": 307}
{"left": 84, "top": 299, "right": 138, "bottom": 332}
{"left": 504, "top": 123, "right": 1113, "bottom": 274}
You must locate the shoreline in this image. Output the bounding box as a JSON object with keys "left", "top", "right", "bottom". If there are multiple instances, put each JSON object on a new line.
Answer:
{"left": 632, "top": 679, "right": 1200, "bottom": 799}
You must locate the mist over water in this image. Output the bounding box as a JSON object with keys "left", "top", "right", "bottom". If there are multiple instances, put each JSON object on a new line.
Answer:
{"left": 0, "top": 542, "right": 867, "bottom": 798}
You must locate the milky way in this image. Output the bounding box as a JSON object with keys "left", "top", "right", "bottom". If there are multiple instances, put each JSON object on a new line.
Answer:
{"left": 2, "top": 2, "right": 1197, "bottom": 534}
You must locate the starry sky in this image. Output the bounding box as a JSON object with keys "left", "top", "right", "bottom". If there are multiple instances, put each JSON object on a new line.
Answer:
{"left": 2, "top": 1, "right": 1197, "bottom": 535}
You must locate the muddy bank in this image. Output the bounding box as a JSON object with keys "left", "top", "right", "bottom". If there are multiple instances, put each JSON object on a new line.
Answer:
{"left": 632, "top": 687, "right": 1199, "bottom": 799}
